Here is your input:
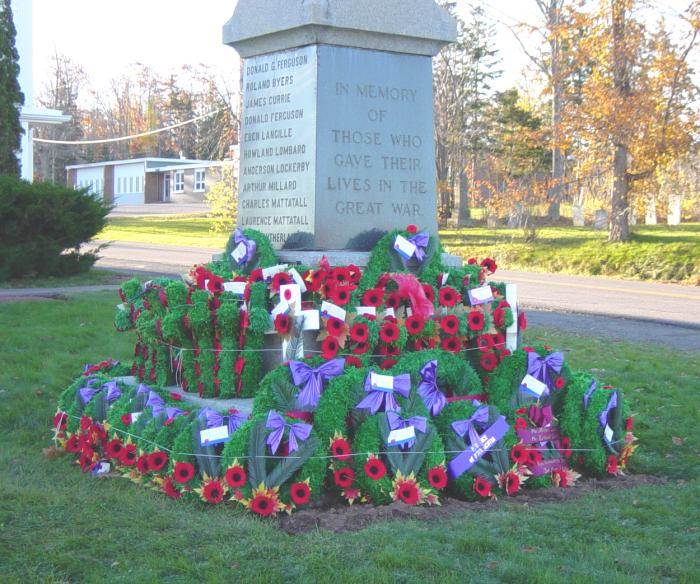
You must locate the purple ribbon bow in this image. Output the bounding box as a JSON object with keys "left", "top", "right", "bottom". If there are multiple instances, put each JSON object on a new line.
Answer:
{"left": 599, "top": 391, "right": 618, "bottom": 445}
{"left": 265, "top": 410, "right": 312, "bottom": 455}
{"left": 528, "top": 404, "right": 553, "bottom": 428}
{"left": 527, "top": 351, "right": 564, "bottom": 391}
{"left": 79, "top": 380, "right": 122, "bottom": 405}
{"left": 448, "top": 407, "right": 509, "bottom": 479}
{"left": 386, "top": 411, "right": 427, "bottom": 449}
{"left": 356, "top": 372, "right": 411, "bottom": 415}
{"left": 408, "top": 232, "right": 430, "bottom": 262}
{"left": 289, "top": 358, "right": 345, "bottom": 409}
{"left": 233, "top": 228, "right": 257, "bottom": 266}
{"left": 198, "top": 407, "right": 248, "bottom": 434}
{"left": 146, "top": 391, "right": 186, "bottom": 421}
{"left": 417, "top": 360, "right": 446, "bottom": 416}
{"left": 583, "top": 379, "right": 597, "bottom": 409}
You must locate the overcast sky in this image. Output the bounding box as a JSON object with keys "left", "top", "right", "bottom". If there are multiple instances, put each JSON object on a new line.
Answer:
{"left": 31, "top": 0, "right": 696, "bottom": 107}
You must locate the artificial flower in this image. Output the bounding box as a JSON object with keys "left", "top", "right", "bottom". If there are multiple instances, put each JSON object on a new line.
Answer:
{"left": 271, "top": 272, "right": 292, "bottom": 293}
{"left": 440, "top": 337, "right": 461, "bottom": 354}
{"left": 136, "top": 454, "right": 150, "bottom": 474}
{"left": 148, "top": 451, "right": 169, "bottom": 472}
{"left": 406, "top": 224, "right": 418, "bottom": 234}
{"left": 120, "top": 443, "right": 138, "bottom": 466}
{"left": 345, "top": 356, "right": 362, "bottom": 368}
{"left": 422, "top": 284, "right": 435, "bottom": 303}
{"left": 334, "top": 467, "right": 355, "bottom": 488}
{"left": 440, "top": 314, "right": 460, "bottom": 336}
{"left": 326, "top": 317, "right": 346, "bottom": 337}
{"left": 364, "top": 456, "right": 387, "bottom": 481}
{"left": 104, "top": 438, "right": 124, "bottom": 459}
{"left": 428, "top": 466, "right": 448, "bottom": 490}
{"left": 405, "top": 315, "right": 425, "bottom": 335}
{"left": 477, "top": 334, "right": 494, "bottom": 352}
{"left": 606, "top": 455, "right": 619, "bottom": 475}
{"left": 173, "top": 461, "right": 196, "bottom": 484}
{"left": 518, "top": 311, "right": 527, "bottom": 330}
{"left": 362, "top": 288, "right": 384, "bottom": 307}
{"left": 515, "top": 418, "right": 527, "bottom": 431}
{"left": 510, "top": 444, "right": 528, "bottom": 465}
{"left": 321, "top": 336, "right": 340, "bottom": 359}
{"left": 480, "top": 352, "right": 498, "bottom": 372}
{"left": 380, "top": 358, "right": 397, "bottom": 370}
{"left": 160, "top": 475, "right": 182, "bottom": 500}
{"left": 199, "top": 478, "right": 226, "bottom": 504}
{"left": 331, "top": 286, "right": 353, "bottom": 306}
{"left": 349, "top": 322, "right": 369, "bottom": 343}
{"left": 290, "top": 481, "right": 311, "bottom": 505}
{"left": 467, "top": 310, "right": 485, "bottom": 331}
{"left": 438, "top": 286, "right": 460, "bottom": 307}
{"left": 274, "top": 313, "right": 291, "bottom": 335}
{"left": 379, "top": 321, "right": 400, "bottom": 344}
{"left": 474, "top": 475, "right": 492, "bottom": 498}
{"left": 493, "top": 307, "right": 506, "bottom": 328}
{"left": 480, "top": 258, "right": 497, "bottom": 273}
{"left": 225, "top": 463, "right": 247, "bottom": 488}
{"left": 330, "top": 436, "right": 352, "bottom": 461}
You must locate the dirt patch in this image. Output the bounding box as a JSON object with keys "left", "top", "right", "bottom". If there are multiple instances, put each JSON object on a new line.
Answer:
{"left": 277, "top": 474, "right": 664, "bottom": 534}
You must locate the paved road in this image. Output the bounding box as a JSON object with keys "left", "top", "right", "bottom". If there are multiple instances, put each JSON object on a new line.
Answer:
{"left": 93, "top": 240, "right": 700, "bottom": 324}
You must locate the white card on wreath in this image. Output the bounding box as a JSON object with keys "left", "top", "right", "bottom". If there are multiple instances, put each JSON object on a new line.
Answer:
{"left": 519, "top": 374, "right": 548, "bottom": 398}
{"left": 131, "top": 412, "right": 142, "bottom": 423}
{"left": 91, "top": 461, "right": 111, "bottom": 476}
{"left": 271, "top": 300, "right": 291, "bottom": 318}
{"left": 387, "top": 425, "right": 416, "bottom": 447}
{"left": 468, "top": 284, "right": 494, "bottom": 305}
{"left": 371, "top": 372, "right": 394, "bottom": 391}
{"left": 300, "top": 309, "right": 320, "bottom": 331}
{"left": 441, "top": 272, "right": 450, "bottom": 286}
{"left": 394, "top": 235, "right": 417, "bottom": 260}
{"left": 262, "top": 264, "right": 289, "bottom": 280}
{"left": 230, "top": 242, "right": 247, "bottom": 263}
{"left": 117, "top": 303, "right": 127, "bottom": 312}
{"left": 288, "top": 268, "right": 308, "bottom": 294}
{"left": 200, "top": 425, "right": 230, "bottom": 447}
{"left": 321, "top": 301, "right": 346, "bottom": 321}
{"left": 223, "top": 281, "right": 247, "bottom": 296}
{"left": 356, "top": 306, "right": 376, "bottom": 317}
{"left": 279, "top": 284, "right": 302, "bottom": 309}
{"left": 382, "top": 307, "right": 396, "bottom": 319}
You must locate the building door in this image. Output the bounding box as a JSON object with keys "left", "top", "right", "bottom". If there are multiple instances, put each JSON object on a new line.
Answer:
{"left": 163, "top": 173, "right": 171, "bottom": 202}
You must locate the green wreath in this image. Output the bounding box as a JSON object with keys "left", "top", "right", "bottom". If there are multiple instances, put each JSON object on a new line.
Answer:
{"left": 224, "top": 228, "right": 278, "bottom": 275}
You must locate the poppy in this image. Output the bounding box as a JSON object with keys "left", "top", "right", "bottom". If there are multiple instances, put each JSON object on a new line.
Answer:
{"left": 438, "top": 286, "right": 461, "bottom": 307}
{"left": 53, "top": 412, "right": 68, "bottom": 430}
{"left": 505, "top": 472, "right": 521, "bottom": 495}
{"left": 120, "top": 444, "right": 138, "bottom": 466}
{"left": 65, "top": 434, "right": 81, "bottom": 453}
{"left": 397, "top": 482, "right": 420, "bottom": 505}
{"left": 441, "top": 337, "right": 461, "bottom": 354}
{"left": 331, "top": 286, "right": 353, "bottom": 306}
{"left": 380, "top": 358, "right": 397, "bottom": 370}
{"left": 474, "top": 475, "right": 492, "bottom": 498}
{"left": 467, "top": 311, "right": 485, "bottom": 331}
{"left": 510, "top": 444, "right": 528, "bottom": 464}
{"left": 480, "top": 352, "right": 498, "bottom": 372}
{"left": 477, "top": 334, "right": 494, "bottom": 352}
{"left": 480, "top": 258, "right": 497, "bottom": 273}
{"left": 162, "top": 476, "right": 182, "bottom": 500}
{"left": 352, "top": 342, "right": 369, "bottom": 355}
{"left": 385, "top": 292, "right": 401, "bottom": 309}
{"left": 515, "top": 418, "right": 527, "bottom": 430}
{"left": 362, "top": 288, "right": 383, "bottom": 307}
{"left": 274, "top": 313, "right": 291, "bottom": 335}
{"left": 518, "top": 311, "right": 528, "bottom": 331}
{"left": 625, "top": 417, "right": 634, "bottom": 431}
{"left": 148, "top": 451, "right": 169, "bottom": 472}
{"left": 554, "top": 376, "right": 565, "bottom": 390}
{"left": 560, "top": 436, "right": 573, "bottom": 458}
{"left": 379, "top": 321, "right": 400, "bottom": 344}
{"left": 250, "top": 492, "right": 277, "bottom": 517}
{"left": 606, "top": 455, "right": 618, "bottom": 475}
{"left": 104, "top": 438, "right": 123, "bottom": 459}
{"left": 349, "top": 322, "right": 369, "bottom": 343}
{"left": 321, "top": 336, "right": 340, "bottom": 359}
{"left": 326, "top": 317, "right": 346, "bottom": 337}
{"left": 202, "top": 480, "right": 225, "bottom": 504}
{"left": 428, "top": 466, "right": 448, "bottom": 490}
{"left": 290, "top": 482, "right": 311, "bottom": 505}
{"left": 136, "top": 454, "right": 150, "bottom": 474}
{"left": 271, "top": 272, "right": 292, "bottom": 293}
{"left": 225, "top": 465, "right": 246, "bottom": 488}
{"left": 405, "top": 315, "right": 425, "bottom": 335}
{"left": 334, "top": 467, "right": 355, "bottom": 488}
{"left": 330, "top": 267, "right": 352, "bottom": 284}
{"left": 440, "top": 315, "right": 460, "bottom": 336}
{"left": 493, "top": 307, "right": 506, "bottom": 328}
{"left": 364, "top": 457, "right": 387, "bottom": 480}
{"left": 345, "top": 356, "right": 362, "bottom": 368}
{"left": 331, "top": 438, "right": 352, "bottom": 461}
{"left": 406, "top": 224, "right": 418, "bottom": 234}
{"left": 173, "top": 461, "right": 196, "bottom": 484}
{"left": 422, "top": 284, "right": 435, "bottom": 303}
{"left": 526, "top": 448, "right": 543, "bottom": 466}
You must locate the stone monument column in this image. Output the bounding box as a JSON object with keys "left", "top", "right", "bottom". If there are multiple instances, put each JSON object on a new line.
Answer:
{"left": 223, "top": 0, "right": 456, "bottom": 252}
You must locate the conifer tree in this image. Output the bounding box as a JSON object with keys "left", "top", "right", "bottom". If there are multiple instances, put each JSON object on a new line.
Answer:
{"left": 0, "top": 0, "right": 24, "bottom": 176}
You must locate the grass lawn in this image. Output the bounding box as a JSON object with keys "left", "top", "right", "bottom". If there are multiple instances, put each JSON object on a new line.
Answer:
{"left": 1, "top": 292, "right": 698, "bottom": 581}
{"left": 0, "top": 269, "right": 135, "bottom": 290}
{"left": 98, "top": 216, "right": 700, "bottom": 284}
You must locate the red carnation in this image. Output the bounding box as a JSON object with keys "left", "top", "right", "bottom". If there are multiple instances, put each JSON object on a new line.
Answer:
{"left": 397, "top": 481, "right": 420, "bottom": 505}
{"left": 345, "top": 356, "right": 362, "bottom": 368}
{"left": 379, "top": 321, "right": 400, "bottom": 344}
{"left": 441, "top": 337, "right": 461, "bottom": 354}
{"left": 334, "top": 467, "right": 355, "bottom": 488}
{"left": 225, "top": 465, "right": 247, "bottom": 488}
{"left": 321, "top": 336, "right": 340, "bottom": 359}
{"left": 438, "top": 286, "right": 461, "bottom": 307}
{"left": 554, "top": 376, "right": 565, "bottom": 390}
{"left": 148, "top": 451, "right": 169, "bottom": 472}
{"left": 422, "top": 284, "right": 435, "bottom": 303}
{"left": 505, "top": 471, "right": 521, "bottom": 495}
{"left": 405, "top": 315, "right": 425, "bottom": 335}
{"left": 290, "top": 482, "right": 311, "bottom": 505}
{"left": 326, "top": 317, "right": 346, "bottom": 337}
{"left": 428, "top": 466, "right": 448, "bottom": 490}
{"left": 136, "top": 454, "right": 150, "bottom": 474}
{"left": 467, "top": 310, "right": 485, "bottom": 331}
{"left": 274, "top": 313, "right": 291, "bottom": 335}
{"left": 364, "top": 457, "right": 387, "bottom": 481}
{"left": 250, "top": 492, "right": 277, "bottom": 517}
{"left": 362, "top": 288, "right": 384, "bottom": 307}
{"left": 480, "top": 258, "right": 497, "bottom": 273}
{"left": 349, "top": 322, "right": 369, "bottom": 343}
{"left": 474, "top": 475, "right": 492, "bottom": 498}
{"left": 406, "top": 224, "right": 418, "bottom": 234}
{"left": 173, "top": 461, "right": 195, "bottom": 484}
{"left": 120, "top": 443, "right": 138, "bottom": 466}
{"left": 514, "top": 310, "right": 526, "bottom": 331}
{"left": 202, "top": 480, "right": 225, "bottom": 504}
{"left": 440, "top": 314, "right": 460, "bottom": 336}
{"left": 331, "top": 438, "right": 352, "bottom": 461}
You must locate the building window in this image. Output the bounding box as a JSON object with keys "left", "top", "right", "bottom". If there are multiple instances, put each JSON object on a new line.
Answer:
{"left": 117, "top": 177, "right": 122, "bottom": 194}
{"left": 135, "top": 176, "right": 141, "bottom": 193}
{"left": 194, "top": 169, "right": 206, "bottom": 192}
{"left": 173, "top": 170, "right": 184, "bottom": 193}
{"left": 129, "top": 176, "right": 134, "bottom": 193}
